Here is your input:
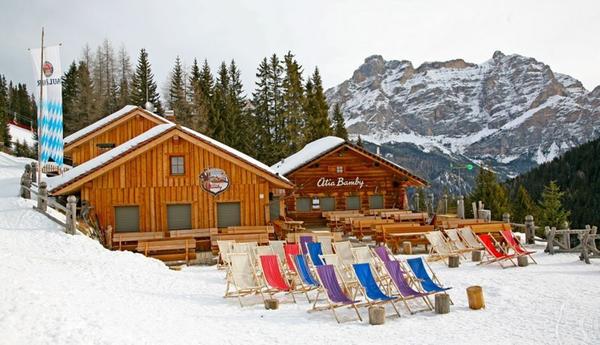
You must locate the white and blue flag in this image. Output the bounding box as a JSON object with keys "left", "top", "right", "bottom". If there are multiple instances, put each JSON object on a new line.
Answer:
{"left": 30, "top": 45, "right": 63, "bottom": 166}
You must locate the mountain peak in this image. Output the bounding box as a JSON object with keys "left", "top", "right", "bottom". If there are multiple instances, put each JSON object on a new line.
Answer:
{"left": 493, "top": 50, "right": 505, "bottom": 60}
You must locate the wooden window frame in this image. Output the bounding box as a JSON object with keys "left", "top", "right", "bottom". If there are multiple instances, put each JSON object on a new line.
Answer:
{"left": 170, "top": 155, "right": 185, "bottom": 176}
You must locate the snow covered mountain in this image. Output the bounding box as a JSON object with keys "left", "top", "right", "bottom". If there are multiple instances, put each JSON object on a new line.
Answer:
{"left": 326, "top": 51, "right": 600, "bottom": 193}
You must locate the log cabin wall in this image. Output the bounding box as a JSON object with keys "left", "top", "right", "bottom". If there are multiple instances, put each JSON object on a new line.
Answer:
{"left": 80, "top": 134, "right": 273, "bottom": 232}
{"left": 284, "top": 146, "right": 409, "bottom": 217}
{"left": 65, "top": 112, "right": 162, "bottom": 166}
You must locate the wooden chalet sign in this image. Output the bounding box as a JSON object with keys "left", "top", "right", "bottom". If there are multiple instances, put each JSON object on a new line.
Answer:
{"left": 200, "top": 168, "right": 230, "bottom": 196}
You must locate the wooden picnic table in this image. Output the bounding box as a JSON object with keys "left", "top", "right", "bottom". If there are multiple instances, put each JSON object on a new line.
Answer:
{"left": 388, "top": 232, "right": 430, "bottom": 254}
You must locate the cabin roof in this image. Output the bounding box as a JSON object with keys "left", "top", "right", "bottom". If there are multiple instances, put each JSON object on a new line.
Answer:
{"left": 270, "top": 136, "right": 428, "bottom": 186}
{"left": 48, "top": 124, "right": 292, "bottom": 193}
{"left": 63, "top": 105, "right": 171, "bottom": 146}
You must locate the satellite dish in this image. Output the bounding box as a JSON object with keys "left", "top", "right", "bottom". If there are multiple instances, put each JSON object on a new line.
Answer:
{"left": 144, "top": 101, "right": 155, "bottom": 112}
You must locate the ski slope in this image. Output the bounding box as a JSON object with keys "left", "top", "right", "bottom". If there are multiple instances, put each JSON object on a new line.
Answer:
{"left": 0, "top": 152, "right": 598, "bottom": 345}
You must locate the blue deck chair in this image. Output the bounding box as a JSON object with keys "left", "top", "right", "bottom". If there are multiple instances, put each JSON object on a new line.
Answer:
{"left": 293, "top": 254, "right": 319, "bottom": 302}
{"left": 352, "top": 263, "right": 400, "bottom": 317}
{"left": 307, "top": 242, "right": 324, "bottom": 266}
{"left": 406, "top": 257, "right": 452, "bottom": 294}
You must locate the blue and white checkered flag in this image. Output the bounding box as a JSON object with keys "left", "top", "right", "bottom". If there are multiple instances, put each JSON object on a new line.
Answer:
{"left": 31, "top": 45, "right": 63, "bottom": 166}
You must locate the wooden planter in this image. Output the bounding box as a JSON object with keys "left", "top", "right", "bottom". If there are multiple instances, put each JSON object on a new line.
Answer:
{"left": 467, "top": 286, "right": 485, "bottom": 310}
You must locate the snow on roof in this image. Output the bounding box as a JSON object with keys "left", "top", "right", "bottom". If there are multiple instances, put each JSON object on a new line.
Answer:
{"left": 63, "top": 105, "right": 170, "bottom": 146}
{"left": 48, "top": 123, "right": 290, "bottom": 192}
{"left": 8, "top": 124, "right": 36, "bottom": 147}
{"left": 47, "top": 124, "right": 176, "bottom": 191}
{"left": 271, "top": 136, "right": 346, "bottom": 175}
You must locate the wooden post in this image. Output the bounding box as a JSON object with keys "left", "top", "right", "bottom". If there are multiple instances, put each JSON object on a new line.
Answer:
{"left": 457, "top": 195, "right": 465, "bottom": 219}
{"left": 466, "top": 286, "right": 485, "bottom": 310}
{"left": 264, "top": 298, "right": 279, "bottom": 310}
{"left": 472, "top": 202, "right": 478, "bottom": 219}
{"left": 448, "top": 255, "right": 460, "bottom": 268}
{"left": 30, "top": 162, "right": 37, "bottom": 183}
{"left": 105, "top": 225, "right": 113, "bottom": 249}
{"left": 546, "top": 227, "right": 557, "bottom": 254}
{"left": 443, "top": 194, "right": 448, "bottom": 214}
{"left": 524, "top": 215, "right": 535, "bottom": 244}
{"left": 20, "top": 167, "right": 32, "bottom": 199}
{"left": 66, "top": 195, "right": 77, "bottom": 235}
{"left": 434, "top": 293, "right": 450, "bottom": 314}
{"left": 414, "top": 193, "right": 420, "bottom": 212}
{"left": 37, "top": 182, "right": 47, "bottom": 212}
{"left": 402, "top": 241, "right": 412, "bottom": 255}
{"left": 517, "top": 256, "right": 528, "bottom": 267}
{"left": 368, "top": 306, "right": 385, "bottom": 325}
{"left": 502, "top": 213, "right": 510, "bottom": 224}
{"left": 471, "top": 250, "right": 482, "bottom": 262}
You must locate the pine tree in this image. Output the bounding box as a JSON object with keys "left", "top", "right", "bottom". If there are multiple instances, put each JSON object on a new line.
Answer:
{"left": 93, "top": 39, "right": 118, "bottom": 115}
{"left": 62, "top": 61, "right": 79, "bottom": 136}
{"left": 188, "top": 58, "right": 211, "bottom": 133}
{"left": 130, "top": 48, "right": 163, "bottom": 114}
{"left": 210, "top": 62, "right": 229, "bottom": 142}
{"left": 268, "top": 54, "right": 285, "bottom": 155}
{"left": 332, "top": 103, "right": 348, "bottom": 140}
{"left": 75, "top": 61, "right": 97, "bottom": 127}
{"left": 511, "top": 185, "right": 536, "bottom": 224}
{"left": 0, "top": 75, "right": 10, "bottom": 149}
{"left": 116, "top": 45, "right": 132, "bottom": 108}
{"left": 537, "top": 181, "right": 570, "bottom": 229}
{"left": 356, "top": 135, "right": 364, "bottom": 147}
{"left": 168, "top": 56, "right": 190, "bottom": 126}
{"left": 227, "top": 60, "right": 251, "bottom": 153}
{"left": 304, "top": 68, "right": 332, "bottom": 143}
{"left": 281, "top": 51, "right": 305, "bottom": 156}
{"left": 252, "top": 58, "right": 274, "bottom": 164}
{"left": 468, "top": 168, "right": 510, "bottom": 220}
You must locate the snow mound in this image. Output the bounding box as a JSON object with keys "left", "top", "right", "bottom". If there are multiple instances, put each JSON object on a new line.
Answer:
{"left": 8, "top": 124, "right": 36, "bottom": 147}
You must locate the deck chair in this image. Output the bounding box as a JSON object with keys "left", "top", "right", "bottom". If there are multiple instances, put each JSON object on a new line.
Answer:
{"left": 269, "top": 240, "right": 286, "bottom": 264}
{"left": 351, "top": 246, "right": 375, "bottom": 264}
{"left": 500, "top": 230, "right": 537, "bottom": 264}
{"left": 259, "top": 254, "right": 297, "bottom": 303}
{"left": 226, "top": 253, "right": 265, "bottom": 307}
{"left": 312, "top": 264, "right": 363, "bottom": 323}
{"left": 321, "top": 253, "right": 360, "bottom": 299}
{"left": 217, "top": 240, "right": 234, "bottom": 268}
{"left": 425, "top": 231, "right": 464, "bottom": 262}
{"left": 254, "top": 245, "right": 275, "bottom": 263}
{"left": 458, "top": 227, "right": 484, "bottom": 250}
{"left": 293, "top": 254, "right": 319, "bottom": 301}
{"left": 406, "top": 257, "right": 452, "bottom": 300}
{"left": 445, "top": 229, "right": 475, "bottom": 254}
{"left": 373, "top": 246, "right": 394, "bottom": 265}
{"left": 299, "top": 235, "right": 314, "bottom": 255}
{"left": 333, "top": 241, "right": 355, "bottom": 266}
{"left": 478, "top": 234, "right": 517, "bottom": 268}
{"left": 284, "top": 243, "right": 301, "bottom": 273}
{"left": 233, "top": 242, "right": 259, "bottom": 264}
{"left": 384, "top": 260, "right": 434, "bottom": 314}
{"left": 317, "top": 236, "right": 334, "bottom": 255}
{"left": 307, "top": 242, "right": 325, "bottom": 266}
{"left": 352, "top": 263, "right": 401, "bottom": 317}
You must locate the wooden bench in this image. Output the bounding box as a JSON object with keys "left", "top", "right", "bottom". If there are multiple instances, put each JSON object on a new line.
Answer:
{"left": 394, "top": 212, "right": 429, "bottom": 223}
{"left": 439, "top": 218, "right": 488, "bottom": 229}
{"left": 287, "top": 230, "right": 340, "bottom": 243}
{"left": 136, "top": 238, "right": 196, "bottom": 264}
{"left": 169, "top": 228, "right": 215, "bottom": 251}
{"left": 380, "top": 210, "right": 412, "bottom": 219}
{"left": 352, "top": 218, "right": 394, "bottom": 240}
{"left": 112, "top": 231, "right": 165, "bottom": 251}
{"left": 222, "top": 225, "right": 274, "bottom": 234}
{"left": 468, "top": 223, "right": 510, "bottom": 234}
{"left": 366, "top": 208, "right": 400, "bottom": 216}
{"left": 210, "top": 226, "right": 273, "bottom": 252}
{"left": 376, "top": 224, "right": 434, "bottom": 253}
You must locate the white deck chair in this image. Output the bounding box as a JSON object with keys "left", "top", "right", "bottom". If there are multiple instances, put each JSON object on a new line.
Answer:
{"left": 425, "top": 231, "right": 463, "bottom": 262}
{"left": 445, "top": 229, "right": 475, "bottom": 253}
{"left": 317, "top": 236, "right": 334, "bottom": 255}
{"left": 351, "top": 246, "right": 374, "bottom": 264}
{"left": 226, "top": 253, "right": 265, "bottom": 307}
{"left": 333, "top": 241, "right": 354, "bottom": 266}
{"left": 233, "top": 242, "right": 259, "bottom": 264}
{"left": 217, "top": 240, "right": 234, "bottom": 268}
{"left": 254, "top": 245, "right": 275, "bottom": 265}
{"left": 269, "top": 240, "right": 286, "bottom": 264}
{"left": 458, "top": 227, "right": 484, "bottom": 250}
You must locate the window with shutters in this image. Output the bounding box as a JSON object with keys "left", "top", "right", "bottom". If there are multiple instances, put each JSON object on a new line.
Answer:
{"left": 114, "top": 206, "right": 140, "bottom": 232}
{"left": 170, "top": 156, "right": 185, "bottom": 175}
{"left": 319, "top": 197, "right": 336, "bottom": 211}
{"left": 296, "top": 197, "right": 311, "bottom": 212}
{"left": 346, "top": 196, "right": 360, "bottom": 210}
{"left": 369, "top": 195, "right": 384, "bottom": 209}
{"left": 167, "top": 204, "right": 192, "bottom": 230}
{"left": 217, "top": 202, "right": 241, "bottom": 228}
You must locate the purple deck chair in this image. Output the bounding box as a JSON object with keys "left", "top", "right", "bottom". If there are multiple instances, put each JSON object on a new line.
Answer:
{"left": 299, "top": 236, "right": 314, "bottom": 255}
{"left": 385, "top": 260, "right": 434, "bottom": 313}
{"left": 374, "top": 246, "right": 393, "bottom": 264}
{"left": 314, "top": 265, "right": 362, "bottom": 323}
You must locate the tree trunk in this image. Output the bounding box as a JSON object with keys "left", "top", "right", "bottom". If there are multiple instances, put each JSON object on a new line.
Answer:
{"left": 434, "top": 293, "right": 450, "bottom": 314}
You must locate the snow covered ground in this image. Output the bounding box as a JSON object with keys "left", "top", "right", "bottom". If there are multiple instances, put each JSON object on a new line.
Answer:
{"left": 8, "top": 124, "right": 36, "bottom": 148}
{"left": 0, "top": 152, "right": 599, "bottom": 345}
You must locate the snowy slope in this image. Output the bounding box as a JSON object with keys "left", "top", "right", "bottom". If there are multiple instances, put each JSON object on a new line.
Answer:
{"left": 8, "top": 123, "right": 36, "bottom": 147}
{"left": 1, "top": 152, "right": 599, "bottom": 344}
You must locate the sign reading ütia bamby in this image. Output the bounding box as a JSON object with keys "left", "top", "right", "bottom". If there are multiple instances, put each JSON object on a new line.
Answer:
{"left": 30, "top": 45, "right": 63, "bottom": 166}
{"left": 317, "top": 177, "right": 364, "bottom": 189}
{"left": 200, "top": 168, "right": 230, "bottom": 196}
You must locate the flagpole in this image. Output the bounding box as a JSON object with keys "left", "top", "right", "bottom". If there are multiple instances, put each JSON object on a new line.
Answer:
{"left": 37, "top": 27, "right": 44, "bottom": 184}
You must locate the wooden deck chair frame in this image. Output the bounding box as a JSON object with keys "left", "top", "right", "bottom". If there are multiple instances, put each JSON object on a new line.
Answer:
{"left": 457, "top": 227, "right": 484, "bottom": 250}
{"left": 404, "top": 257, "right": 454, "bottom": 305}
{"left": 333, "top": 241, "right": 355, "bottom": 267}
{"left": 317, "top": 236, "right": 334, "bottom": 255}
{"left": 217, "top": 240, "right": 235, "bottom": 269}
{"left": 258, "top": 255, "right": 298, "bottom": 304}
{"left": 426, "top": 231, "right": 465, "bottom": 263}
{"left": 351, "top": 263, "right": 401, "bottom": 318}
{"left": 445, "top": 229, "right": 476, "bottom": 254}
{"left": 320, "top": 253, "right": 361, "bottom": 300}
{"left": 269, "top": 240, "right": 287, "bottom": 265}
{"left": 381, "top": 261, "right": 434, "bottom": 314}
{"left": 311, "top": 266, "right": 363, "bottom": 323}
{"left": 291, "top": 255, "right": 320, "bottom": 303}
{"left": 254, "top": 245, "right": 275, "bottom": 266}
{"left": 501, "top": 230, "right": 538, "bottom": 264}
{"left": 225, "top": 253, "right": 266, "bottom": 307}
{"left": 478, "top": 234, "right": 517, "bottom": 268}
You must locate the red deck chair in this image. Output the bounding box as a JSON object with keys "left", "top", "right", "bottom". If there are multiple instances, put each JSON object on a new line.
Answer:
{"left": 284, "top": 243, "right": 301, "bottom": 272}
{"left": 500, "top": 230, "right": 537, "bottom": 264}
{"left": 477, "top": 234, "right": 517, "bottom": 268}
{"left": 259, "top": 254, "right": 297, "bottom": 302}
